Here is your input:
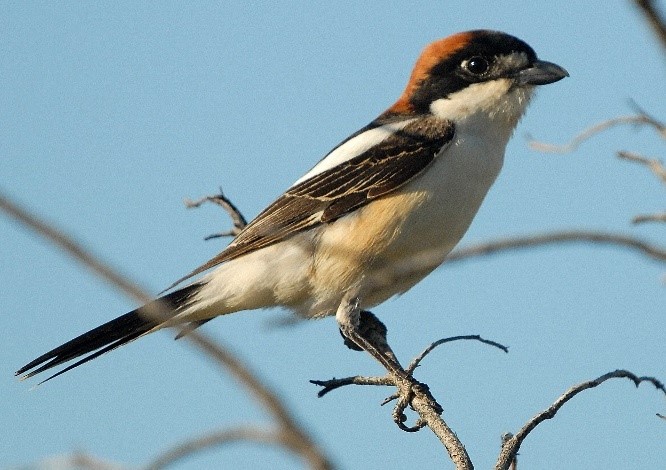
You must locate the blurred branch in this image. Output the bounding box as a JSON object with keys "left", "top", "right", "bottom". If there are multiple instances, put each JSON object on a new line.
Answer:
{"left": 528, "top": 112, "right": 665, "bottom": 154}
{"left": 175, "top": 332, "right": 334, "bottom": 470}
{"left": 528, "top": 103, "right": 665, "bottom": 228}
{"left": 635, "top": 0, "right": 666, "bottom": 53}
{"left": 495, "top": 370, "right": 666, "bottom": 470}
{"left": 618, "top": 150, "right": 666, "bottom": 224}
{"left": 145, "top": 426, "right": 304, "bottom": 470}
{"left": 446, "top": 230, "right": 666, "bottom": 264}
{"left": 186, "top": 191, "right": 666, "bottom": 266}
{"left": 0, "top": 190, "right": 333, "bottom": 470}
{"left": 18, "top": 452, "right": 129, "bottom": 470}
{"left": 617, "top": 150, "right": 666, "bottom": 184}
{"left": 632, "top": 212, "right": 666, "bottom": 224}
{"left": 65, "top": 453, "right": 127, "bottom": 470}
{"left": 0, "top": 193, "right": 153, "bottom": 305}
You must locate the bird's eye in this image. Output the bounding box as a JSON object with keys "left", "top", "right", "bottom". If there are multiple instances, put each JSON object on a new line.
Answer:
{"left": 463, "top": 56, "right": 489, "bottom": 75}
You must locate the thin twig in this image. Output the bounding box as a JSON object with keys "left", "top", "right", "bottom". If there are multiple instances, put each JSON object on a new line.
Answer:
{"left": 617, "top": 150, "right": 666, "bottom": 224}
{"left": 633, "top": 212, "right": 666, "bottom": 224}
{"left": 495, "top": 370, "right": 666, "bottom": 470}
{"left": 617, "top": 151, "right": 666, "bottom": 184}
{"left": 635, "top": 0, "right": 666, "bottom": 53}
{"left": 407, "top": 335, "right": 509, "bottom": 375}
{"left": 310, "top": 375, "right": 394, "bottom": 397}
{"left": 184, "top": 190, "right": 248, "bottom": 239}
{"left": 528, "top": 114, "right": 665, "bottom": 153}
{"left": 145, "top": 426, "right": 302, "bottom": 470}
{"left": 17, "top": 452, "right": 129, "bottom": 470}
{"left": 446, "top": 230, "right": 666, "bottom": 264}
{"left": 69, "top": 453, "right": 129, "bottom": 470}
{"left": 0, "top": 190, "right": 333, "bottom": 470}
{"left": 628, "top": 100, "right": 666, "bottom": 137}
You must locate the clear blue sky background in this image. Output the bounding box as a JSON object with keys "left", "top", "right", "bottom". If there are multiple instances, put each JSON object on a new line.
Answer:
{"left": 1, "top": 2, "right": 664, "bottom": 469}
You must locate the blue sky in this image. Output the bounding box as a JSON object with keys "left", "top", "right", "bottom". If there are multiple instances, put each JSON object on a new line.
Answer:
{"left": 1, "top": 2, "right": 664, "bottom": 469}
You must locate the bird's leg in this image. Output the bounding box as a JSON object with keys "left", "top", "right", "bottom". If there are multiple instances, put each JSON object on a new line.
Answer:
{"left": 335, "top": 296, "right": 405, "bottom": 380}
{"left": 334, "top": 295, "right": 443, "bottom": 430}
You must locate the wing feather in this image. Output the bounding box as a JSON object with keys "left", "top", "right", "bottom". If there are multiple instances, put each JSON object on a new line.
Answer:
{"left": 167, "top": 116, "right": 454, "bottom": 289}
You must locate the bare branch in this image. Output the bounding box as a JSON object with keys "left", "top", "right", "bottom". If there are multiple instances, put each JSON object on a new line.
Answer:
{"left": 18, "top": 452, "right": 129, "bottom": 470}
{"left": 310, "top": 375, "right": 394, "bottom": 397}
{"left": 407, "top": 335, "right": 509, "bottom": 375}
{"left": 0, "top": 192, "right": 153, "bottom": 305}
{"left": 314, "top": 373, "right": 472, "bottom": 467}
{"left": 528, "top": 114, "right": 665, "bottom": 154}
{"left": 313, "top": 369, "right": 474, "bottom": 468}
{"left": 145, "top": 426, "right": 309, "bottom": 470}
{"left": 184, "top": 189, "right": 248, "bottom": 239}
{"left": 635, "top": 0, "right": 666, "bottom": 53}
{"left": 618, "top": 150, "right": 666, "bottom": 225}
{"left": 0, "top": 190, "right": 333, "bottom": 470}
{"left": 312, "top": 333, "right": 510, "bottom": 400}
{"left": 314, "top": 333, "right": 508, "bottom": 469}
{"left": 633, "top": 212, "right": 666, "bottom": 224}
{"left": 407, "top": 385, "right": 473, "bottom": 470}
{"left": 501, "top": 434, "right": 517, "bottom": 470}
{"left": 446, "top": 230, "right": 666, "bottom": 265}
{"left": 628, "top": 100, "right": 665, "bottom": 129}
{"left": 495, "top": 370, "right": 666, "bottom": 470}
{"left": 617, "top": 151, "right": 666, "bottom": 184}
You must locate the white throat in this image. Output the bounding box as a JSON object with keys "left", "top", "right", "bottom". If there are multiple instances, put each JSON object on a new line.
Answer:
{"left": 430, "top": 79, "right": 534, "bottom": 141}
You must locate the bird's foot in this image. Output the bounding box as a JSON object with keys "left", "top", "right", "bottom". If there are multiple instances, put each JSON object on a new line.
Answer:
{"left": 335, "top": 297, "right": 442, "bottom": 430}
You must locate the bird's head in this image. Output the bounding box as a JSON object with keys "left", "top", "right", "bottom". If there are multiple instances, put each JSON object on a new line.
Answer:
{"left": 386, "top": 30, "right": 568, "bottom": 127}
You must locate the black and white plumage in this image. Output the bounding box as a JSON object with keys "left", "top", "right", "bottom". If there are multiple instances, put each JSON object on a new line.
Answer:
{"left": 17, "top": 30, "right": 567, "bottom": 382}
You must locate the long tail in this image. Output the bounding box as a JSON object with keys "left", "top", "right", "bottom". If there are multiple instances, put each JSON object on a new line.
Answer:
{"left": 15, "top": 283, "right": 203, "bottom": 384}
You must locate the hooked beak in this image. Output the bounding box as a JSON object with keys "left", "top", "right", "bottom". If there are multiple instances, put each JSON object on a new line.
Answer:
{"left": 516, "top": 59, "right": 569, "bottom": 86}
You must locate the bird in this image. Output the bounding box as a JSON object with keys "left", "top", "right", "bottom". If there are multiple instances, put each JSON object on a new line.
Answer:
{"left": 17, "top": 30, "right": 567, "bottom": 383}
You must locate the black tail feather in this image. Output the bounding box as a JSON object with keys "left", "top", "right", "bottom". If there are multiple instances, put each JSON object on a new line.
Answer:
{"left": 16, "top": 284, "right": 201, "bottom": 383}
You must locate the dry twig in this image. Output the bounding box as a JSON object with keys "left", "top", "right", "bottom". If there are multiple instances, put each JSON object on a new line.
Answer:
{"left": 635, "top": 0, "right": 666, "bottom": 53}
{"left": 407, "top": 335, "right": 509, "bottom": 375}
{"left": 313, "top": 335, "right": 509, "bottom": 470}
{"left": 184, "top": 190, "right": 248, "bottom": 239}
{"left": 617, "top": 150, "right": 666, "bottom": 184}
{"left": 616, "top": 151, "right": 666, "bottom": 224}
{"left": 145, "top": 426, "right": 305, "bottom": 470}
{"left": 528, "top": 102, "right": 665, "bottom": 228}
{"left": 446, "top": 230, "right": 666, "bottom": 264}
{"left": 528, "top": 113, "right": 665, "bottom": 154}
{"left": 495, "top": 370, "right": 666, "bottom": 470}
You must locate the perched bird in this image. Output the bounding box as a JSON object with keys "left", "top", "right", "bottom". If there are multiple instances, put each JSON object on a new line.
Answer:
{"left": 17, "top": 30, "right": 567, "bottom": 382}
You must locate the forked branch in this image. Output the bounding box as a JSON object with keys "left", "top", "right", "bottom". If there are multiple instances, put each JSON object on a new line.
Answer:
{"left": 313, "top": 334, "right": 509, "bottom": 470}
{"left": 495, "top": 370, "right": 666, "bottom": 470}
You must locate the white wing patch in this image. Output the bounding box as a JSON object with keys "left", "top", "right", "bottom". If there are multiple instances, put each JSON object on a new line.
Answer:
{"left": 291, "top": 118, "right": 418, "bottom": 186}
